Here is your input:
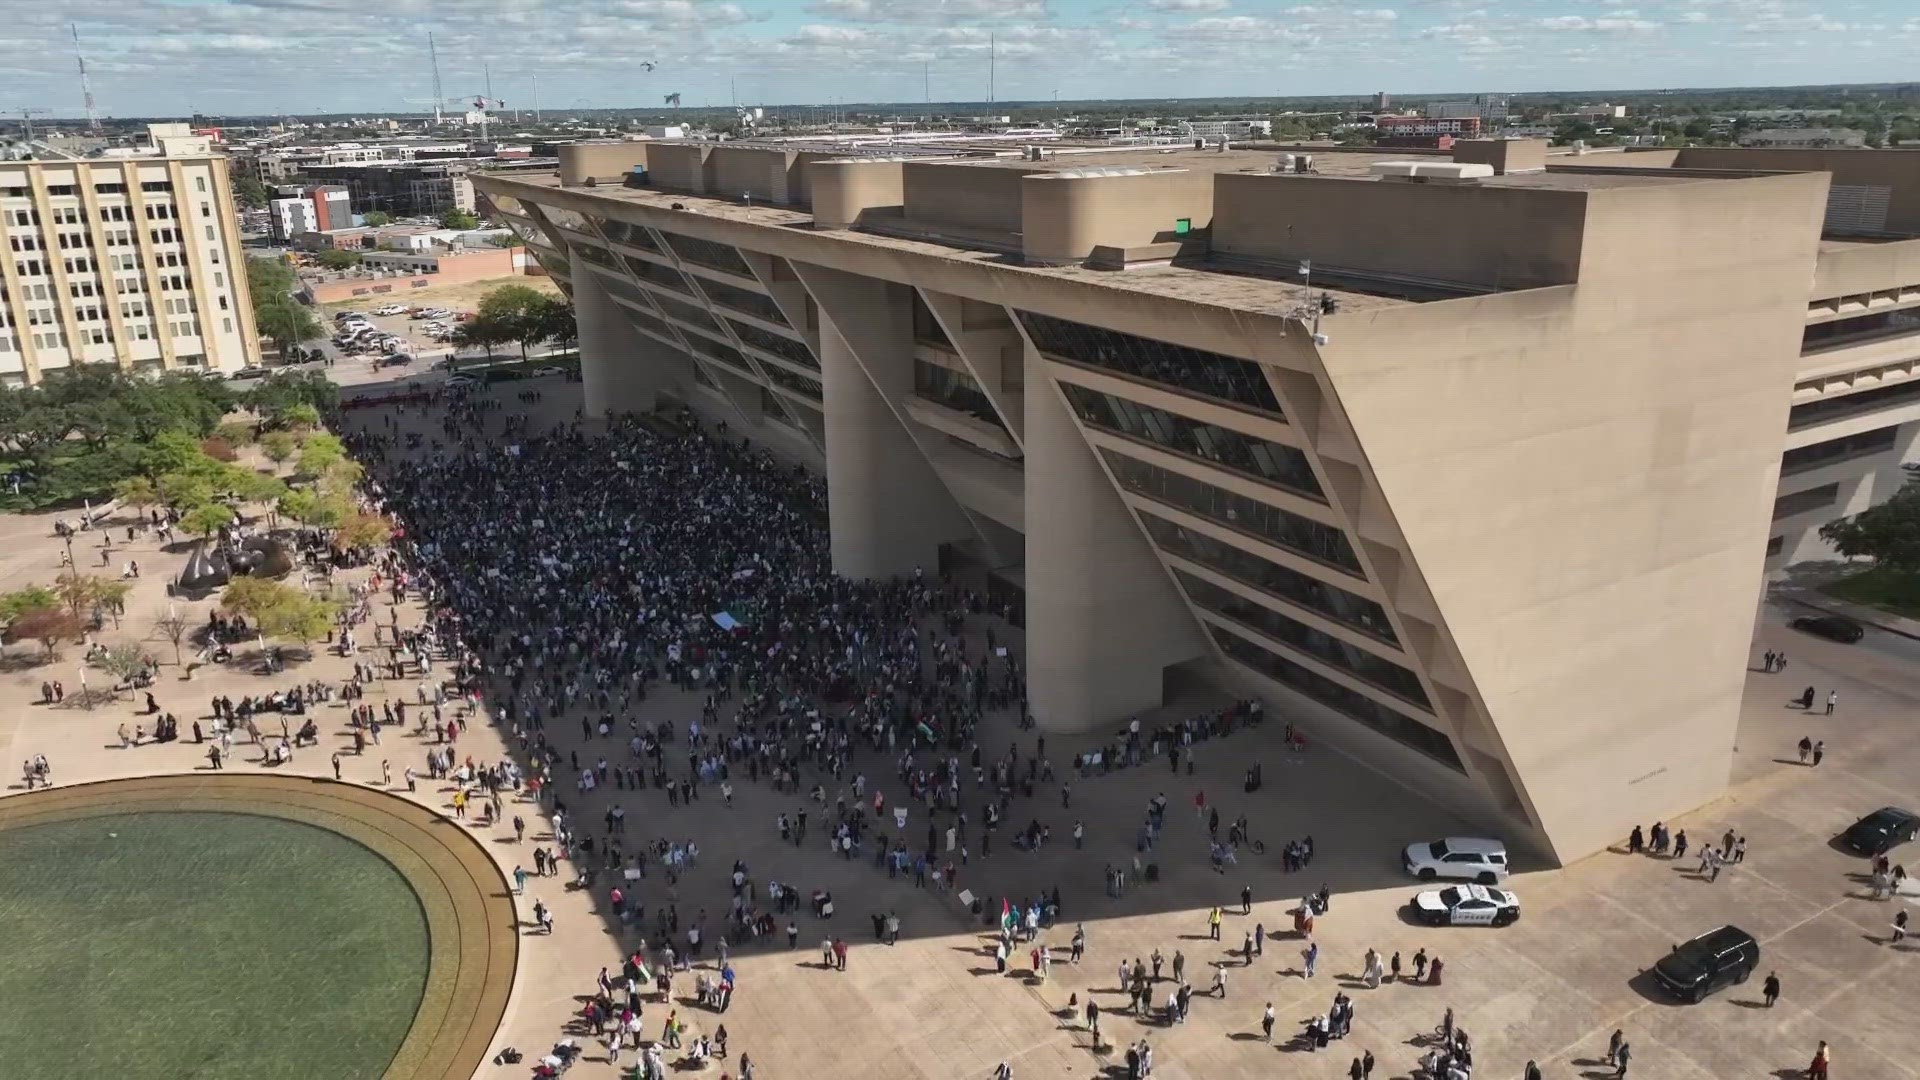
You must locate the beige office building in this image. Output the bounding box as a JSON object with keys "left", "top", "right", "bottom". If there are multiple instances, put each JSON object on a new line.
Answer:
{"left": 475, "top": 138, "right": 1920, "bottom": 864}
{"left": 0, "top": 124, "right": 259, "bottom": 385}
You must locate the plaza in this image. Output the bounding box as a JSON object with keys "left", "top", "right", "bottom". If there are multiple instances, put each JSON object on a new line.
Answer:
{"left": 0, "top": 366, "right": 1916, "bottom": 1080}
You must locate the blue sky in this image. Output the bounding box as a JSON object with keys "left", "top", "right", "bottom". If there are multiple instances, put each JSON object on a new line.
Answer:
{"left": 6, "top": 0, "right": 1918, "bottom": 118}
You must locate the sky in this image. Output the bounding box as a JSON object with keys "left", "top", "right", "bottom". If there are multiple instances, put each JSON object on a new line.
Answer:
{"left": 5, "top": 0, "right": 1918, "bottom": 119}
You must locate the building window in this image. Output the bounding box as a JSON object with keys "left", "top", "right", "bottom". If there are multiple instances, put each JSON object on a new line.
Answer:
{"left": 651, "top": 292, "right": 720, "bottom": 334}
{"left": 1780, "top": 425, "right": 1900, "bottom": 476}
{"left": 1766, "top": 535, "right": 1785, "bottom": 557}
{"left": 623, "top": 254, "right": 694, "bottom": 296}
{"left": 1102, "top": 449, "right": 1359, "bottom": 574}
{"left": 195, "top": 177, "right": 207, "bottom": 193}
{"left": 915, "top": 360, "right": 1003, "bottom": 426}
{"left": 1141, "top": 512, "right": 1396, "bottom": 644}
{"left": 141, "top": 181, "right": 173, "bottom": 193}
{"left": 1061, "top": 382, "right": 1322, "bottom": 500}
{"left": 1019, "top": 311, "right": 1284, "bottom": 417}
{"left": 701, "top": 279, "right": 789, "bottom": 326}
{"left": 1772, "top": 483, "right": 1841, "bottom": 521}
{"left": 729, "top": 319, "right": 815, "bottom": 368}
{"left": 684, "top": 333, "right": 752, "bottom": 373}
{"left": 913, "top": 293, "right": 953, "bottom": 349}
{"left": 1789, "top": 384, "right": 1920, "bottom": 430}
{"left": 662, "top": 232, "right": 753, "bottom": 276}
{"left": 594, "top": 217, "right": 661, "bottom": 252}
{"left": 1208, "top": 625, "right": 1462, "bottom": 772}
{"left": 1179, "top": 571, "right": 1428, "bottom": 708}
{"left": 763, "top": 366, "right": 822, "bottom": 401}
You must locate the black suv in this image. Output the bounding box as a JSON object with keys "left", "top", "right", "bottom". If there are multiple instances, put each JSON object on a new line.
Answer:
{"left": 1788, "top": 615, "right": 1865, "bottom": 643}
{"left": 1652, "top": 925, "right": 1760, "bottom": 1002}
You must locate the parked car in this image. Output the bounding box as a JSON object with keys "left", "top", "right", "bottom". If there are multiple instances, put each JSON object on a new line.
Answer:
{"left": 372, "top": 304, "right": 408, "bottom": 316}
{"left": 227, "top": 366, "right": 268, "bottom": 381}
{"left": 1403, "top": 837, "right": 1510, "bottom": 884}
{"left": 1651, "top": 926, "right": 1759, "bottom": 1003}
{"left": 1840, "top": 807, "right": 1920, "bottom": 857}
{"left": 445, "top": 374, "right": 477, "bottom": 389}
{"left": 1788, "top": 615, "right": 1864, "bottom": 643}
{"left": 1411, "top": 884, "right": 1520, "bottom": 927}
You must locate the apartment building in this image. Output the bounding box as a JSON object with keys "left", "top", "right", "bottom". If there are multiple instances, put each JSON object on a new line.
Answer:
{"left": 0, "top": 124, "right": 257, "bottom": 384}
{"left": 474, "top": 136, "right": 1920, "bottom": 864}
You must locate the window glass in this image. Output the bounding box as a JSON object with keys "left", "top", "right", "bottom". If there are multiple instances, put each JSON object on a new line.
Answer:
{"left": 1209, "top": 625, "right": 1461, "bottom": 771}
{"left": 1021, "top": 310, "right": 1282, "bottom": 416}
{"left": 1177, "top": 570, "right": 1428, "bottom": 707}
{"left": 915, "top": 359, "right": 1003, "bottom": 426}
{"left": 702, "top": 279, "right": 790, "bottom": 326}
{"left": 1143, "top": 514, "right": 1395, "bottom": 644}
{"left": 729, "top": 318, "right": 815, "bottom": 368}
{"left": 1104, "top": 449, "right": 1354, "bottom": 572}
{"left": 1063, "top": 382, "right": 1321, "bottom": 499}
{"left": 662, "top": 231, "right": 753, "bottom": 275}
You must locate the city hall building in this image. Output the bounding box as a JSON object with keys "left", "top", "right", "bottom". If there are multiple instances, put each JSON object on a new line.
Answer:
{"left": 475, "top": 137, "right": 1920, "bottom": 863}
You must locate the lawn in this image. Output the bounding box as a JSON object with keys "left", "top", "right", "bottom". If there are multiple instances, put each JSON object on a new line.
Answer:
{"left": 0, "top": 811, "right": 429, "bottom": 1079}
{"left": 1821, "top": 566, "right": 1920, "bottom": 621}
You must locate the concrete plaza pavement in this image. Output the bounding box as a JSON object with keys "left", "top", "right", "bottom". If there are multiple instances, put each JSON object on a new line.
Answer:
{"left": 3, "top": 372, "right": 1919, "bottom": 1080}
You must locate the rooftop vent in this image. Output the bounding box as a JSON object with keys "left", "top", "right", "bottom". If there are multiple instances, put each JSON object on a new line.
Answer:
{"left": 1369, "top": 160, "right": 1494, "bottom": 184}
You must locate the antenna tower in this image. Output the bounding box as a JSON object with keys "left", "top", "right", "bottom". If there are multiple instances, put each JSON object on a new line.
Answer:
{"left": 428, "top": 32, "right": 445, "bottom": 125}
{"left": 989, "top": 34, "right": 995, "bottom": 105}
{"left": 71, "top": 24, "right": 100, "bottom": 133}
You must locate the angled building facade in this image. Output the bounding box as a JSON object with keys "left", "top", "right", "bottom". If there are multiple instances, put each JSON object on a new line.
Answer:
{"left": 476, "top": 138, "right": 1920, "bottom": 863}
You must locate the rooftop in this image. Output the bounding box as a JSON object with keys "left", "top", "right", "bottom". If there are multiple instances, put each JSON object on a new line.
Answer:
{"left": 490, "top": 169, "right": 1414, "bottom": 316}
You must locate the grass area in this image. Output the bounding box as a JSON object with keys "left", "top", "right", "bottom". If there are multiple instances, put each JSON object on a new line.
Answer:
{"left": 321, "top": 275, "right": 561, "bottom": 316}
{"left": 0, "top": 811, "right": 429, "bottom": 1079}
{"left": 1822, "top": 566, "right": 1920, "bottom": 620}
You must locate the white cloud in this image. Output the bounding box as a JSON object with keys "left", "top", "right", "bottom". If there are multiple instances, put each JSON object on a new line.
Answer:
{"left": 1147, "top": 0, "right": 1229, "bottom": 11}
{"left": 612, "top": 0, "right": 751, "bottom": 23}
{"left": 1353, "top": 8, "right": 1398, "bottom": 18}
{"left": 1676, "top": 11, "right": 1710, "bottom": 22}
{"left": 1539, "top": 13, "right": 1657, "bottom": 30}
{"left": 808, "top": 0, "right": 1047, "bottom": 20}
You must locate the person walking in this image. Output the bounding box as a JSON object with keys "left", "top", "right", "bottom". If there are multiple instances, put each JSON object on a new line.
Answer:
{"left": 1302, "top": 941, "right": 1319, "bottom": 979}
{"left": 1764, "top": 971, "right": 1781, "bottom": 1007}
{"left": 1614, "top": 1040, "right": 1631, "bottom": 1078}
{"left": 1241, "top": 884, "right": 1253, "bottom": 915}
{"left": 1208, "top": 906, "right": 1222, "bottom": 941}
{"left": 1261, "top": 1002, "right": 1275, "bottom": 1042}
{"left": 1798, "top": 736, "right": 1812, "bottom": 764}
{"left": 207, "top": 745, "right": 223, "bottom": 770}
{"left": 1812, "top": 740, "right": 1825, "bottom": 766}
{"left": 1893, "top": 909, "right": 1909, "bottom": 945}
{"left": 1826, "top": 690, "right": 1837, "bottom": 716}
{"left": 1810, "top": 1040, "right": 1831, "bottom": 1080}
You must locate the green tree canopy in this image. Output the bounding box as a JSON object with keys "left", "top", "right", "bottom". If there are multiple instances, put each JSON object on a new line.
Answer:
{"left": 314, "top": 249, "right": 363, "bottom": 270}
{"left": 440, "top": 209, "right": 481, "bottom": 230}
{"left": 362, "top": 211, "right": 392, "bottom": 227}
{"left": 1821, "top": 478, "right": 1920, "bottom": 571}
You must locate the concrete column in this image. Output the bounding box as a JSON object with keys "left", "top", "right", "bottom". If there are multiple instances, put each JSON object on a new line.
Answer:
{"left": 572, "top": 266, "right": 660, "bottom": 419}
{"left": 817, "top": 306, "right": 973, "bottom": 580}
{"left": 1023, "top": 347, "right": 1207, "bottom": 732}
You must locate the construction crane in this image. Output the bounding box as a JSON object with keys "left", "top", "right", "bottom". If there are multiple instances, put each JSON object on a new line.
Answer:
{"left": 71, "top": 25, "right": 100, "bottom": 133}
{"left": 14, "top": 107, "right": 50, "bottom": 142}
{"left": 465, "top": 94, "right": 505, "bottom": 143}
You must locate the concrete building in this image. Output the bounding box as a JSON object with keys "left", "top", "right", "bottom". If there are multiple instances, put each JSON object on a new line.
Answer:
{"left": 268, "top": 183, "right": 351, "bottom": 241}
{"left": 1740, "top": 128, "right": 1868, "bottom": 149}
{"left": 1376, "top": 115, "right": 1483, "bottom": 138}
{"left": 0, "top": 123, "right": 258, "bottom": 384}
{"left": 475, "top": 136, "right": 1920, "bottom": 864}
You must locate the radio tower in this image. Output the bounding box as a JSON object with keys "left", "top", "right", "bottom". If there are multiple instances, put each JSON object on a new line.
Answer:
{"left": 71, "top": 24, "right": 100, "bottom": 133}
{"left": 428, "top": 32, "right": 445, "bottom": 125}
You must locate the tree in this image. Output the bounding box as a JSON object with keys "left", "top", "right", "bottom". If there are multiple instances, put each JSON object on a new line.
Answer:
{"left": 221, "top": 576, "right": 297, "bottom": 621}
{"left": 295, "top": 432, "right": 347, "bottom": 479}
{"left": 180, "top": 502, "right": 236, "bottom": 540}
{"left": 1, "top": 585, "right": 59, "bottom": 623}
{"left": 532, "top": 296, "right": 578, "bottom": 353}
{"left": 440, "top": 209, "right": 481, "bottom": 230}
{"left": 234, "top": 175, "right": 269, "bottom": 209}
{"left": 280, "top": 403, "right": 322, "bottom": 431}
{"left": 314, "top": 248, "right": 363, "bottom": 270}
{"left": 255, "top": 300, "right": 323, "bottom": 360}
{"left": 200, "top": 436, "right": 239, "bottom": 463}
{"left": 1821, "top": 478, "right": 1920, "bottom": 571}
{"left": 93, "top": 642, "right": 148, "bottom": 696}
{"left": 115, "top": 475, "right": 162, "bottom": 513}
{"left": 363, "top": 211, "right": 393, "bottom": 227}
{"left": 334, "top": 511, "right": 393, "bottom": 551}
{"left": 5, "top": 606, "right": 82, "bottom": 660}
{"left": 279, "top": 486, "right": 352, "bottom": 528}
{"left": 228, "top": 468, "right": 288, "bottom": 506}
{"left": 476, "top": 284, "right": 552, "bottom": 360}
{"left": 260, "top": 595, "right": 339, "bottom": 656}
{"left": 152, "top": 610, "right": 192, "bottom": 666}
{"left": 244, "top": 372, "right": 338, "bottom": 427}
{"left": 247, "top": 256, "right": 297, "bottom": 308}
{"left": 260, "top": 430, "right": 298, "bottom": 467}
{"left": 95, "top": 579, "right": 133, "bottom": 629}
{"left": 55, "top": 572, "right": 106, "bottom": 619}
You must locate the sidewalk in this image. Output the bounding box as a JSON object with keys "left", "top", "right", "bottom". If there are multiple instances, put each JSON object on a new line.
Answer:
{"left": 1771, "top": 582, "right": 1920, "bottom": 641}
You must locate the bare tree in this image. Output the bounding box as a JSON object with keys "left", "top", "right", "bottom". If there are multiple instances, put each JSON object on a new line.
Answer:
{"left": 153, "top": 611, "right": 192, "bottom": 666}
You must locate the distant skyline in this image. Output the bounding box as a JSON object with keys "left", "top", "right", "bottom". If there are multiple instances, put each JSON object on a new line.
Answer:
{"left": 4, "top": 0, "right": 1917, "bottom": 120}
